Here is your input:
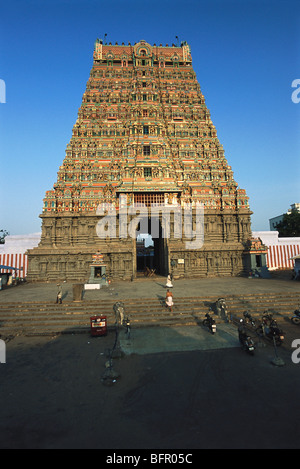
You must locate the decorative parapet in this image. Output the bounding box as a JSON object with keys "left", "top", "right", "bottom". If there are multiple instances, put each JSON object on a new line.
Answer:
{"left": 92, "top": 251, "right": 105, "bottom": 265}
{"left": 244, "top": 237, "right": 268, "bottom": 253}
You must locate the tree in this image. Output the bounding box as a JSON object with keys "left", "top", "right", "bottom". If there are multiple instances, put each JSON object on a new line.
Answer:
{"left": 0, "top": 230, "right": 9, "bottom": 244}
{"left": 275, "top": 209, "right": 300, "bottom": 237}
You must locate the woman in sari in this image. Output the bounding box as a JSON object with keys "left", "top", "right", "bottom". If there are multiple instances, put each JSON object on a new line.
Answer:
{"left": 165, "top": 273, "right": 173, "bottom": 288}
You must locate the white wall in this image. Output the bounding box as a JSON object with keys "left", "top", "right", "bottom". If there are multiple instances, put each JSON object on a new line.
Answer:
{"left": 0, "top": 233, "right": 41, "bottom": 254}
{"left": 253, "top": 231, "right": 300, "bottom": 270}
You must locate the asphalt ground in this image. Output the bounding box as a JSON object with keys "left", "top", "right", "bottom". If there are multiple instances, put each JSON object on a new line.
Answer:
{"left": 1, "top": 323, "right": 300, "bottom": 450}
{"left": 0, "top": 272, "right": 300, "bottom": 450}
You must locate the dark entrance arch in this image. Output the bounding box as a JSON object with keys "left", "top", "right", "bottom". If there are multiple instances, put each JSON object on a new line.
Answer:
{"left": 135, "top": 216, "right": 169, "bottom": 276}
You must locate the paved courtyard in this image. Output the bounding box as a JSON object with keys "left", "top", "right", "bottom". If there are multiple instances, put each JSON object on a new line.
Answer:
{"left": 0, "top": 270, "right": 298, "bottom": 304}
{"left": 119, "top": 324, "right": 240, "bottom": 355}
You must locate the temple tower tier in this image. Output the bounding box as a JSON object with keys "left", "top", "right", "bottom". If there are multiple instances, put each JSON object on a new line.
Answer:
{"left": 27, "top": 39, "right": 255, "bottom": 281}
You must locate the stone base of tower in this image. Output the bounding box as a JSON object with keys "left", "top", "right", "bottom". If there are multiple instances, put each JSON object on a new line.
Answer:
{"left": 27, "top": 210, "right": 253, "bottom": 282}
{"left": 169, "top": 244, "right": 247, "bottom": 279}
{"left": 27, "top": 245, "right": 248, "bottom": 282}
{"left": 27, "top": 243, "right": 249, "bottom": 282}
{"left": 27, "top": 246, "right": 136, "bottom": 283}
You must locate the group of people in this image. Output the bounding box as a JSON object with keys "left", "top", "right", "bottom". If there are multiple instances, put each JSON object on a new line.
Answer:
{"left": 165, "top": 273, "right": 174, "bottom": 312}
{"left": 56, "top": 276, "right": 175, "bottom": 312}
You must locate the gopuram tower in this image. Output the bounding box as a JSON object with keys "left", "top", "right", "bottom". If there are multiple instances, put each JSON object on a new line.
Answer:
{"left": 27, "top": 39, "right": 254, "bottom": 282}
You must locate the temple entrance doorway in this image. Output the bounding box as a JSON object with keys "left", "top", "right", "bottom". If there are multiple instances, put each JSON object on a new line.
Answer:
{"left": 135, "top": 216, "right": 169, "bottom": 276}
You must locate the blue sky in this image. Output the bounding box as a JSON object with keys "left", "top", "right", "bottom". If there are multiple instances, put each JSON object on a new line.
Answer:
{"left": 0, "top": 0, "right": 299, "bottom": 235}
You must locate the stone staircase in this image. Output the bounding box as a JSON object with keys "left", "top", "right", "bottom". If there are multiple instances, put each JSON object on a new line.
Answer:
{"left": 0, "top": 292, "right": 299, "bottom": 337}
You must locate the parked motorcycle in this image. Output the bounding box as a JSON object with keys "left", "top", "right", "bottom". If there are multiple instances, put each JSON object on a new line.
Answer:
{"left": 256, "top": 313, "right": 284, "bottom": 346}
{"left": 238, "top": 319, "right": 255, "bottom": 355}
{"left": 291, "top": 307, "right": 300, "bottom": 325}
{"left": 125, "top": 317, "right": 131, "bottom": 339}
{"left": 243, "top": 311, "right": 256, "bottom": 328}
{"left": 203, "top": 312, "right": 217, "bottom": 334}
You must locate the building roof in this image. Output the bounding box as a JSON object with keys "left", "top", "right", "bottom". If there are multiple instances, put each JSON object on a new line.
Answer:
{"left": 290, "top": 255, "right": 300, "bottom": 260}
{"left": 94, "top": 39, "right": 191, "bottom": 62}
{"left": 0, "top": 265, "right": 23, "bottom": 270}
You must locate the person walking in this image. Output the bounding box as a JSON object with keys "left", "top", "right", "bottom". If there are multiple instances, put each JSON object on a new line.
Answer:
{"left": 56, "top": 284, "right": 63, "bottom": 304}
{"left": 165, "top": 289, "right": 174, "bottom": 312}
{"left": 165, "top": 273, "right": 173, "bottom": 288}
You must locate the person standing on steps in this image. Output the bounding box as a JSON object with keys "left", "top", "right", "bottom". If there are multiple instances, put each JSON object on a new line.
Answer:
{"left": 165, "top": 273, "right": 173, "bottom": 288}
{"left": 56, "top": 283, "right": 63, "bottom": 304}
{"left": 165, "top": 289, "right": 174, "bottom": 312}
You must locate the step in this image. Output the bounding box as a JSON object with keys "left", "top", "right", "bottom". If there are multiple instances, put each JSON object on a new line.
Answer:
{"left": 0, "top": 294, "right": 298, "bottom": 309}
{"left": 0, "top": 292, "right": 298, "bottom": 337}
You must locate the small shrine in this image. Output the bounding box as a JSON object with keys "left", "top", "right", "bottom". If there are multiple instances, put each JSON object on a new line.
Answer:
{"left": 243, "top": 237, "right": 270, "bottom": 278}
{"left": 88, "top": 251, "right": 108, "bottom": 285}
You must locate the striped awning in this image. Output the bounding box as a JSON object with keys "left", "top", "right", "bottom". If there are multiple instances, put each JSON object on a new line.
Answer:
{"left": 0, "top": 254, "right": 28, "bottom": 278}
{"left": 266, "top": 244, "right": 300, "bottom": 269}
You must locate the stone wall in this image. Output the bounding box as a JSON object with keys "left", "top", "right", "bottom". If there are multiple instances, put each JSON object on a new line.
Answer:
{"left": 27, "top": 209, "right": 252, "bottom": 281}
